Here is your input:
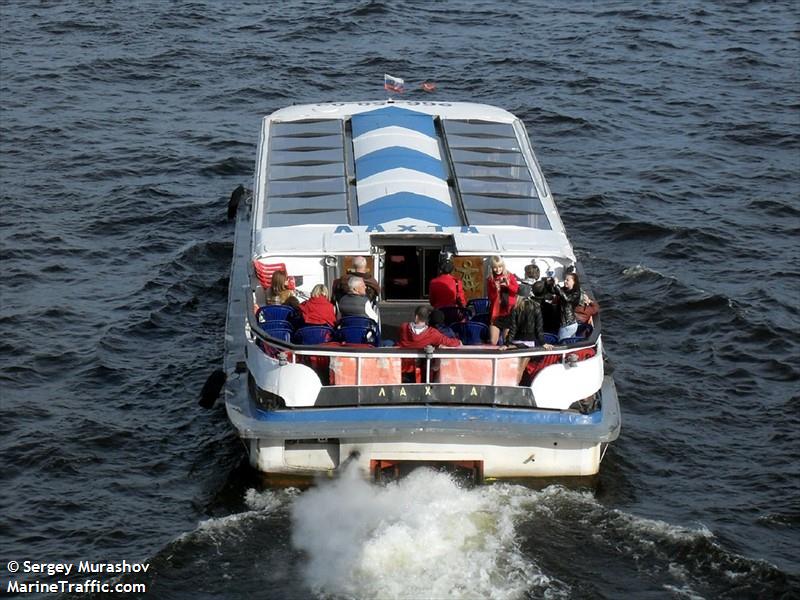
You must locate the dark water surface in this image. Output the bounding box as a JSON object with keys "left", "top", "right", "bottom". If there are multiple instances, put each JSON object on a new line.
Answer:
{"left": 2, "top": 1, "right": 798, "bottom": 598}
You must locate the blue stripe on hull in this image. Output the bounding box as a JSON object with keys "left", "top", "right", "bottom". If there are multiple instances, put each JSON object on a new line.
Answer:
{"left": 256, "top": 405, "right": 603, "bottom": 426}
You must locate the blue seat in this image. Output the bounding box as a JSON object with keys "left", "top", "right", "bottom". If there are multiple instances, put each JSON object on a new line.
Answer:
{"left": 260, "top": 319, "right": 295, "bottom": 332}
{"left": 336, "top": 325, "right": 379, "bottom": 346}
{"left": 260, "top": 320, "right": 294, "bottom": 342}
{"left": 453, "top": 321, "right": 488, "bottom": 345}
{"left": 467, "top": 298, "right": 490, "bottom": 326}
{"left": 335, "top": 316, "right": 380, "bottom": 345}
{"left": 337, "top": 315, "right": 378, "bottom": 329}
{"left": 294, "top": 325, "right": 335, "bottom": 345}
{"left": 467, "top": 298, "right": 490, "bottom": 315}
{"left": 576, "top": 323, "right": 593, "bottom": 338}
{"left": 559, "top": 336, "right": 586, "bottom": 345}
{"left": 471, "top": 312, "right": 490, "bottom": 326}
{"left": 265, "top": 328, "right": 292, "bottom": 343}
{"left": 544, "top": 333, "right": 559, "bottom": 345}
{"left": 256, "top": 305, "right": 296, "bottom": 324}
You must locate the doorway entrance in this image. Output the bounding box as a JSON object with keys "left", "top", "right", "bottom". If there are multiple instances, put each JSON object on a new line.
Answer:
{"left": 382, "top": 246, "right": 441, "bottom": 301}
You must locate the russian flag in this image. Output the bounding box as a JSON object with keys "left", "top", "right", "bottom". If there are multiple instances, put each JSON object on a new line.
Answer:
{"left": 384, "top": 74, "right": 405, "bottom": 93}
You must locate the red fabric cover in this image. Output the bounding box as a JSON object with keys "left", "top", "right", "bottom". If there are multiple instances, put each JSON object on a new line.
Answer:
{"left": 520, "top": 354, "right": 560, "bottom": 385}
{"left": 299, "top": 296, "right": 336, "bottom": 326}
{"left": 572, "top": 348, "right": 597, "bottom": 361}
{"left": 253, "top": 261, "right": 295, "bottom": 290}
{"left": 487, "top": 272, "right": 519, "bottom": 318}
{"left": 428, "top": 273, "right": 467, "bottom": 309}
{"left": 397, "top": 323, "right": 462, "bottom": 348}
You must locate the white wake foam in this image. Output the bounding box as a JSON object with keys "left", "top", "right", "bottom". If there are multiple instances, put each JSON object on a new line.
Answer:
{"left": 290, "top": 467, "right": 563, "bottom": 600}
{"left": 179, "top": 488, "right": 297, "bottom": 545}
{"left": 622, "top": 263, "right": 664, "bottom": 278}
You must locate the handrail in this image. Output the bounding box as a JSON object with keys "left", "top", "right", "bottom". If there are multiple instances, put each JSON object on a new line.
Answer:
{"left": 245, "top": 287, "right": 600, "bottom": 360}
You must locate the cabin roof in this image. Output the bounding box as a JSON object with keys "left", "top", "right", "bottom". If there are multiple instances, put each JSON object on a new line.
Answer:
{"left": 252, "top": 101, "right": 573, "bottom": 260}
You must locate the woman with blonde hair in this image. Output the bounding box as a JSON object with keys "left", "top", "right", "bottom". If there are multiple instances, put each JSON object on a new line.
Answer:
{"left": 486, "top": 256, "right": 519, "bottom": 344}
{"left": 299, "top": 283, "right": 336, "bottom": 326}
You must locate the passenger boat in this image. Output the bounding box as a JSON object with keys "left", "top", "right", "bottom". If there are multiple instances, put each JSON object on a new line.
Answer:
{"left": 222, "top": 100, "right": 620, "bottom": 483}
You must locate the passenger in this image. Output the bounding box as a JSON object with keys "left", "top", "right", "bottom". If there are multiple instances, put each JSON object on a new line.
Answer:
{"left": 523, "top": 263, "right": 541, "bottom": 282}
{"left": 332, "top": 256, "right": 380, "bottom": 302}
{"left": 264, "top": 270, "right": 297, "bottom": 306}
{"left": 506, "top": 281, "right": 553, "bottom": 349}
{"left": 337, "top": 276, "right": 379, "bottom": 322}
{"left": 515, "top": 271, "right": 535, "bottom": 302}
{"left": 487, "top": 255, "right": 520, "bottom": 345}
{"left": 575, "top": 289, "right": 600, "bottom": 324}
{"left": 398, "top": 305, "right": 462, "bottom": 348}
{"left": 540, "top": 275, "right": 560, "bottom": 333}
{"left": 299, "top": 284, "right": 336, "bottom": 327}
{"left": 428, "top": 308, "right": 459, "bottom": 340}
{"left": 428, "top": 260, "right": 466, "bottom": 309}
{"left": 553, "top": 272, "right": 582, "bottom": 340}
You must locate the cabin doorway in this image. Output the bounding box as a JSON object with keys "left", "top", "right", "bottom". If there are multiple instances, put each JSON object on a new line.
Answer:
{"left": 382, "top": 246, "right": 441, "bottom": 301}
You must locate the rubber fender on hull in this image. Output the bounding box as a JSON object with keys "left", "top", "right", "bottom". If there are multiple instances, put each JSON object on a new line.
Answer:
{"left": 227, "top": 184, "right": 246, "bottom": 220}
{"left": 199, "top": 369, "right": 226, "bottom": 408}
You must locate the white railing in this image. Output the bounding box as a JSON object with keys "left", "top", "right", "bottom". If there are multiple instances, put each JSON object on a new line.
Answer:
{"left": 256, "top": 336, "right": 599, "bottom": 387}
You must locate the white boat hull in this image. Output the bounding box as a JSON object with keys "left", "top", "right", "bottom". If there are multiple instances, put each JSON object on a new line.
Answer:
{"left": 250, "top": 437, "right": 604, "bottom": 479}
{"left": 226, "top": 371, "right": 620, "bottom": 481}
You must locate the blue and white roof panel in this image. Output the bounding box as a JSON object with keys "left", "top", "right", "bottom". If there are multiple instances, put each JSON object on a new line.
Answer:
{"left": 351, "top": 106, "right": 458, "bottom": 228}
{"left": 258, "top": 101, "right": 554, "bottom": 232}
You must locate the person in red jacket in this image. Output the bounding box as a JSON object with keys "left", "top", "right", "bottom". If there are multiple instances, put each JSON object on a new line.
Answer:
{"left": 299, "top": 284, "right": 336, "bottom": 326}
{"left": 487, "top": 255, "right": 519, "bottom": 345}
{"left": 427, "top": 260, "right": 467, "bottom": 309}
{"left": 397, "top": 305, "right": 462, "bottom": 348}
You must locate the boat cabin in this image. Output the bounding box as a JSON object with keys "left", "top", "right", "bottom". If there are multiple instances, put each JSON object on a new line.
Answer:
{"left": 248, "top": 101, "right": 578, "bottom": 340}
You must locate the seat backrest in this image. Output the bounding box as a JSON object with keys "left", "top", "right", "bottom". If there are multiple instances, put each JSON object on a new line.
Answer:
{"left": 543, "top": 333, "right": 559, "bottom": 345}
{"left": 294, "top": 325, "right": 335, "bottom": 345}
{"left": 470, "top": 312, "right": 490, "bottom": 326}
{"left": 337, "top": 315, "right": 378, "bottom": 329}
{"left": 258, "top": 320, "right": 294, "bottom": 342}
{"left": 257, "top": 304, "right": 296, "bottom": 323}
{"left": 467, "top": 297, "right": 490, "bottom": 315}
{"left": 453, "top": 321, "right": 488, "bottom": 345}
{"left": 559, "top": 336, "right": 586, "bottom": 345}
{"left": 336, "top": 325, "right": 378, "bottom": 345}
{"left": 265, "top": 328, "right": 292, "bottom": 343}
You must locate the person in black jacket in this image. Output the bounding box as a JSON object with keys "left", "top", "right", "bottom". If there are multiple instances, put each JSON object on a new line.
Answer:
{"left": 553, "top": 272, "right": 581, "bottom": 340}
{"left": 428, "top": 308, "right": 459, "bottom": 339}
{"left": 506, "top": 281, "right": 553, "bottom": 348}
{"left": 332, "top": 256, "right": 380, "bottom": 302}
